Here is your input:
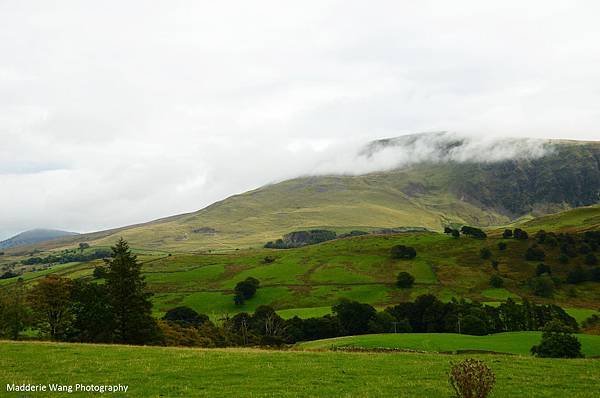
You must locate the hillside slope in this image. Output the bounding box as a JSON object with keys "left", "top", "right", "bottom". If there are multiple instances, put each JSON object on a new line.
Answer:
{"left": 7, "top": 137, "right": 599, "bottom": 253}
{"left": 0, "top": 229, "right": 79, "bottom": 250}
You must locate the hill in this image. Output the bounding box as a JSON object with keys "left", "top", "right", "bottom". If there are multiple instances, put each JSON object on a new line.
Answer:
{"left": 0, "top": 229, "right": 79, "bottom": 250}
{"left": 0, "top": 340, "right": 598, "bottom": 397}
{"left": 5, "top": 205, "right": 598, "bottom": 319}
{"left": 9, "top": 135, "right": 599, "bottom": 253}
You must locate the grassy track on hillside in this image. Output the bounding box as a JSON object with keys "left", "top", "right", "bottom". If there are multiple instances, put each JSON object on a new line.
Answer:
{"left": 0, "top": 341, "right": 599, "bottom": 397}
{"left": 296, "top": 332, "right": 600, "bottom": 357}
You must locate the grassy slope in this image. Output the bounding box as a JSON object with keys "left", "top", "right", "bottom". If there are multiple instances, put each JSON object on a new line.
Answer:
{"left": 3, "top": 207, "right": 599, "bottom": 319}
{"left": 0, "top": 340, "right": 599, "bottom": 397}
{"left": 296, "top": 332, "right": 600, "bottom": 356}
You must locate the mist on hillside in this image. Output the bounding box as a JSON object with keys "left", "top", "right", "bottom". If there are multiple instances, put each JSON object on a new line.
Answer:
{"left": 308, "top": 132, "right": 555, "bottom": 176}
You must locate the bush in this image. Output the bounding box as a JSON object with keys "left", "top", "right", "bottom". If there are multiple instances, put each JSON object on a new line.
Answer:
{"left": 479, "top": 248, "right": 492, "bottom": 260}
{"left": 497, "top": 242, "right": 507, "bottom": 251}
{"left": 390, "top": 245, "right": 417, "bottom": 260}
{"left": 396, "top": 272, "right": 415, "bottom": 288}
{"left": 502, "top": 229, "right": 513, "bottom": 239}
{"left": 448, "top": 358, "right": 495, "bottom": 398}
{"left": 489, "top": 274, "right": 503, "bottom": 288}
{"left": 531, "top": 321, "right": 583, "bottom": 358}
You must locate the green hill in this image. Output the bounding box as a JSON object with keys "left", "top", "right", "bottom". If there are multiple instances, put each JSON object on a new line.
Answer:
{"left": 5, "top": 137, "right": 598, "bottom": 253}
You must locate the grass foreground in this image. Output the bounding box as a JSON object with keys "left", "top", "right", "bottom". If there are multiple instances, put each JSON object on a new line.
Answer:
{"left": 1, "top": 340, "right": 599, "bottom": 397}
{"left": 296, "top": 332, "right": 600, "bottom": 357}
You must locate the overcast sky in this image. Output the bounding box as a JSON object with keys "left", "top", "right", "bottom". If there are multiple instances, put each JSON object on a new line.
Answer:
{"left": 1, "top": 1, "right": 599, "bottom": 239}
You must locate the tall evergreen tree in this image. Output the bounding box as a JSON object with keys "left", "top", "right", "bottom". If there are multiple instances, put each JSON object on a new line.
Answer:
{"left": 105, "top": 238, "right": 158, "bottom": 345}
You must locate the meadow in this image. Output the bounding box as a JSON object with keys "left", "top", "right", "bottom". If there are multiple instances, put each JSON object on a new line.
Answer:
{"left": 0, "top": 340, "right": 599, "bottom": 397}
{"left": 296, "top": 332, "right": 600, "bottom": 356}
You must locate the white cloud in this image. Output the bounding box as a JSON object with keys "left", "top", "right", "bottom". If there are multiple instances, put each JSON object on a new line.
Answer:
{"left": 1, "top": 0, "right": 599, "bottom": 239}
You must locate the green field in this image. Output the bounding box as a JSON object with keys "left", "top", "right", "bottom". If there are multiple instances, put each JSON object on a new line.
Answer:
{"left": 297, "top": 332, "right": 600, "bottom": 357}
{"left": 0, "top": 340, "right": 599, "bottom": 397}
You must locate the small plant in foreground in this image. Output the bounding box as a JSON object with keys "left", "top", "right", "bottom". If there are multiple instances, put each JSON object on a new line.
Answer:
{"left": 448, "top": 358, "right": 495, "bottom": 398}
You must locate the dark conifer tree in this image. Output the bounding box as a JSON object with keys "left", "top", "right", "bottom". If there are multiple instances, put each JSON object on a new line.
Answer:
{"left": 105, "top": 238, "right": 159, "bottom": 345}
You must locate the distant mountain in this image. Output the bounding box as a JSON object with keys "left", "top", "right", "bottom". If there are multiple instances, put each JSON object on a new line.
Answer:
{"left": 0, "top": 229, "right": 79, "bottom": 250}
{"left": 10, "top": 134, "right": 599, "bottom": 252}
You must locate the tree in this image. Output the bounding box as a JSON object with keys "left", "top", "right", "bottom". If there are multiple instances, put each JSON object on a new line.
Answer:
{"left": 535, "top": 263, "right": 551, "bottom": 276}
{"left": 452, "top": 229, "right": 460, "bottom": 239}
{"left": 105, "top": 238, "right": 159, "bottom": 345}
{"left": 479, "top": 248, "right": 492, "bottom": 260}
{"left": 531, "top": 321, "right": 583, "bottom": 358}
{"left": 502, "top": 229, "right": 513, "bottom": 239}
{"left": 0, "top": 279, "right": 30, "bottom": 339}
{"left": 396, "top": 272, "right": 415, "bottom": 288}
{"left": 530, "top": 276, "right": 554, "bottom": 297}
{"left": 585, "top": 253, "right": 598, "bottom": 266}
{"left": 497, "top": 242, "right": 507, "bottom": 251}
{"left": 489, "top": 274, "right": 503, "bottom": 288}
{"left": 78, "top": 242, "right": 90, "bottom": 252}
{"left": 163, "top": 307, "right": 209, "bottom": 327}
{"left": 566, "top": 266, "right": 589, "bottom": 284}
{"left": 332, "top": 300, "right": 376, "bottom": 335}
{"left": 525, "top": 246, "right": 545, "bottom": 261}
{"left": 28, "top": 275, "right": 73, "bottom": 340}
{"left": 390, "top": 245, "right": 416, "bottom": 260}
{"left": 513, "top": 228, "right": 529, "bottom": 240}
{"left": 234, "top": 277, "right": 260, "bottom": 305}
{"left": 70, "top": 280, "right": 114, "bottom": 343}
{"left": 460, "top": 226, "right": 487, "bottom": 239}
{"left": 92, "top": 266, "right": 107, "bottom": 279}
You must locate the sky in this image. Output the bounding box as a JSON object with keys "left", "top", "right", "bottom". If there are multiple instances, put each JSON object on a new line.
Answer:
{"left": 1, "top": 1, "right": 599, "bottom": 239}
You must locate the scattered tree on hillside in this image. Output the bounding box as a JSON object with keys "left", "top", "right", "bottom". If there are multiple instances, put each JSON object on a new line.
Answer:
{"left": 460, "top": 226, "right": 487, "bottom": 239}
{"left": 489, "top": 274, "right": 503, "bottom": 288}
{"left": 530, "top": 276, "right": 554, "bottom": 297}
{"left": 78, "top": 242, "right": 90, "bottom": 252}
{"left": 566, "top": 266, "right": 589, "bottom": 284}
{"left": 163, "top": 306, "right": 209, "bottom": 328}
{"left": 105, "top": 238, "right": 159, "bottom": 345}
{"left": 234, "top": 277, "right": 260, "bottom": 305}
{"left": 525, "top": 246, "right": 545, "bottom": 261}
{"left": 479, "top": 248, "right": 492, "bottom": 260}
{"left": 502, "top": 229, "right": 513, "bottom": 239}
{"left": 497, "top": 242, "right": 507, "bottom": 251}
{"left": 535, "top": 263, "right": 551, "bottom": 277}
{"left": 513, "top": 228, "right": 528, "bottom": 240}
{"left": 390, "top": 245, "right": 417, "bottom": 260}
{"left": 396, "top": 272, "right": 415, "bottom": 288}
{"left": 531, "top": 320, "right": 583, "bottom": 358}
{"left": 332, "top": 300, "right": 377, "bottom": 335}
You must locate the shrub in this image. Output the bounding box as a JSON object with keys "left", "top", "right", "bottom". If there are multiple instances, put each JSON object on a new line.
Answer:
{"left": 479, "top": 248, "right": 492, "bottom": 260}
{"left": 234, "top": 277, "right": 260, "bottom": 304}
{"left": 396, "top": 272, "right": 415, "bottom": 288}
{"left": 502, "top": 229, "right": 513, "bottom": 239}
{"left": 531, "top": 321, "right": 583, "bottom": 358}
{"left": 489, "top": 274, "right": 503, "bottom": 288}
{"left": 497, "top": 242, "right": 506, "bottom": 251}
{"left": 448, "top": 358, "right": 495, "bottom": 398}
{"left": 460, "top": 226, "right": 487, "bottom": 239}
{"left": 390, "top": 245, "right": 417, "bottom": 260}
{"left": 263, "top": 256, "right": 276, "bottom": 264}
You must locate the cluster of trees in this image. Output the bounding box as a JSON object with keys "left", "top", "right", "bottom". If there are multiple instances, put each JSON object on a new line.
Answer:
{"left": 444, "top": 226, "right": 487, "bottom": 239}
{"left": 20, "top": 248, "right": 111, "bottom": 266}
{"left": 265, "top": 230, "right": 337, "bottom": 249}
{"left": 0, "top": 239, "right": 160, "bottom": 345}
{"left": 233, "top": 277, "right": 260, "bottom": 305}
{"left": 390, "top": 245, "right": 417, "bottom": 260}
{"left": 155, "top": 295, "right": 580, "bottom": 348}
